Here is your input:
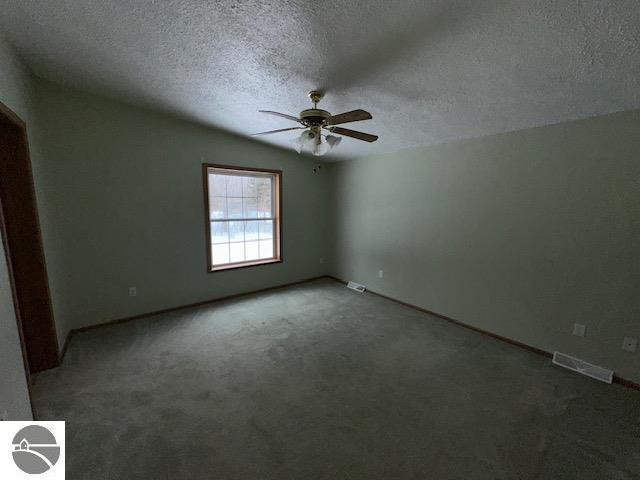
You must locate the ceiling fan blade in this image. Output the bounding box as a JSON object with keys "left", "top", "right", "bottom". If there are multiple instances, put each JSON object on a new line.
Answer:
{"left": 251, "top": 127, "right": 304, "bottom": 136}
{"left": 328, "top": 126, "right": 378, "bottom": 143}
{"left": 326, "top": 109, "right": 372, "bottom": 126}
{"left": 258, "top": 110, "right": 301, "bottom": 123}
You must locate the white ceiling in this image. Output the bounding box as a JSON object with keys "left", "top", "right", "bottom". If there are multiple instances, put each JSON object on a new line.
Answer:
{"left": 1, "top": 0, "right": 639, "bottom": 160}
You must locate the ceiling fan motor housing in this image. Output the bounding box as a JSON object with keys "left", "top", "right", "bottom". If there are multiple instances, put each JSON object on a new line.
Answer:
{"left": 299, "top": 108, "right": 331, "bottom": 127}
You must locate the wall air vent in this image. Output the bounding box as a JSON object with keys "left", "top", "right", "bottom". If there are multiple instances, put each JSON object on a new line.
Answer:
{"left": 552, "top": 351, "right": 613, "bottom": 384}
{"left": 346, "top": 281, "right": 366, "bottom": 293}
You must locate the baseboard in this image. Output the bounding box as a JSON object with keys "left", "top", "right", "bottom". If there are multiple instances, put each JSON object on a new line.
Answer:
{"left": 612, "top": 375, "right": 640, "bottom": 390}
{"left": 57, "top": 273, "right": 639, "bottom": 391}
{"left": 59, "top": 275, "right": 328, "bottom": 362}
{"left": 326, "top": 276, "right": 640, "bottom": 391}
{"left": 59, "top": 332, "right": 73, "bottom": 363}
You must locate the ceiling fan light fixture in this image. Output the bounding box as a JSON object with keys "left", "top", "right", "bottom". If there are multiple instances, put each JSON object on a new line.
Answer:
{"left": 294, "top": 130, "right": 316, "bottom": 154}
{"left": 312, "top": 138, "right": 330, "bottom": 156}
{"left": 293, "top": 138, "right": 304, "bottom": 154}
{"left": 325, "top": 135, "right": 342, "bottom": 149}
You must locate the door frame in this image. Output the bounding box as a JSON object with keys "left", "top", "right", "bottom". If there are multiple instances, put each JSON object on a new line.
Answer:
{"left": 0, "top": 99, "right": 59, "bottom": 386}
{"left": 0, "top": 199, "right": 36, "bottom": 418}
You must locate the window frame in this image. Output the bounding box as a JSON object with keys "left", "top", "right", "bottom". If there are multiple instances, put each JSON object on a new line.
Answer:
{"left": 202, "top": 163, "right": 282, "bottom": 272}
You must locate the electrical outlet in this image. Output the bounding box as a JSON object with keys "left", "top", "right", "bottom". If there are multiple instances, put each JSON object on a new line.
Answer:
{"left": 319, "top": 258, "right": 324, "bottom": 264}
{"left": 622, "top": 337, "right": 638, "bottom": 353}
{"left": 573, "top": 323, "right": 586, "bottom": 337}
{"left": 129, "top": 287, "right": 137, "bottom": 297}
{"left": 378, "top": 270, "right": 383, "bottom": 278}
{"left": 1, "top": 409, "right": 9, "bottom": 421}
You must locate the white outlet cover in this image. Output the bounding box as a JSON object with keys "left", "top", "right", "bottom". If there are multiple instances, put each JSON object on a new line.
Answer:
{"left": 129, "top": 287, "right": 137, "bottom": 297}
{"left": 622, "top": 337, "right": 638, "bottom": 353}
{"left": 573, "top": 323, "right": 586, "bottom": 337}
{"left": 378, "top": 270, "right": 383, "bottom": 278}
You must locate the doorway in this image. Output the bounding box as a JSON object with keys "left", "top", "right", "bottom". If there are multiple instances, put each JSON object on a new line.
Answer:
{"left": 0, "top": 101, "right": 59, "bottom": 373}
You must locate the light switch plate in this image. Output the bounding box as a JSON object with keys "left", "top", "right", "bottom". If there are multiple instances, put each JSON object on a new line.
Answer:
{"left": 573, "top": 323, "right": 586, "bottom": 337}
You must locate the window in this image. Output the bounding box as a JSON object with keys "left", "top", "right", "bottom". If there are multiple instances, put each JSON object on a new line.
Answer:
{"left": 203, "top": 164, "right": 281, "bottom": 271}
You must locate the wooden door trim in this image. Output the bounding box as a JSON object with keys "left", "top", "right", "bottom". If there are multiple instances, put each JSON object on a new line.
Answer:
{"left": 0, "top": 100, "right": 26, "bottom": 129}
{"left": 0, "top": 198, "right": 36, "bottom": 419}
{"left": 0, "top": 100, "right": 59, "bottom": 379}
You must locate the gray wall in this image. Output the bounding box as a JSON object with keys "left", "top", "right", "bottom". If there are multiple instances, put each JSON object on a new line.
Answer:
{"left": 5, "top": 49, "right": 639, "bottom": 404}
{"left": 329, "top": 110, "right": 640, "bottom": 384}
{"left": 0, "top": 35, "right": 34, "bottom": 420}
{"left": 31, "top": 79, "right": 330, "bottom": 347}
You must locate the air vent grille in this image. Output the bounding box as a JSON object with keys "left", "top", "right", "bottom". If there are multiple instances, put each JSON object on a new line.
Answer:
{"left": 552, "top": 351, "right": 613, "bottom": 384}
{"left": 346, "top": 281, "right": 366, "bottom": 293}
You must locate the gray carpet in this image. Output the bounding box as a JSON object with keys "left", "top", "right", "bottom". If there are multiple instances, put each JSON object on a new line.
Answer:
{"left": 33, "top": 278, "right": 640, "bottom": 479}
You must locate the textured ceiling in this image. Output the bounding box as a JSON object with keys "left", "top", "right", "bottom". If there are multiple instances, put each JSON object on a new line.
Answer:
{"left": 1, "top": 0, "right": 639, "bottom": 160}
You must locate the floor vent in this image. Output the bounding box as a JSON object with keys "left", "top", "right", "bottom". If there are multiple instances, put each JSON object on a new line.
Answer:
{"left": 346, "top": 281, "right": 366, "bottom": 293}
{"left": 552, "top": 351, "right": 613, "bottom": 384}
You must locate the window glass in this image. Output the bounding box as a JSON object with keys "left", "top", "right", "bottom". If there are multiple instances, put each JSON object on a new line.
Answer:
{"left": 205, "top": 166, "right": 280, "bottom": 271}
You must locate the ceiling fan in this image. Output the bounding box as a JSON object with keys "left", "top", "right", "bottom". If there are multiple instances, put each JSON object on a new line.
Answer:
{"left": 252, "top": 91, "right": 378, "bottom": 156}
